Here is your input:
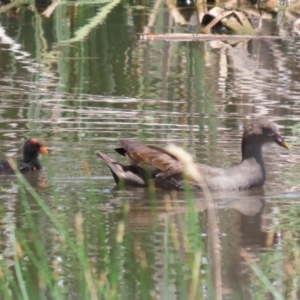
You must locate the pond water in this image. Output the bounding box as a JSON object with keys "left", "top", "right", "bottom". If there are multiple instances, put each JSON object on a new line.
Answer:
{"left": 0, "top": 0, "right": 300, "bottom": 299}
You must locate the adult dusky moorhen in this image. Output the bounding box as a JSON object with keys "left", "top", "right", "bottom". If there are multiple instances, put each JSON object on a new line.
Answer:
{"left": 0, "top": 138, "right": 48, "bottom": 174}
{"left": 96, "top": 119, "right": 289, "bottom": 191}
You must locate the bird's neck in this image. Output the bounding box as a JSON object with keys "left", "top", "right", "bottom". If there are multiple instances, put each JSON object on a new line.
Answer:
{"left": 241, "top": 138, "right": 263, "bottom": 162}
{"left": 23, "top": 152, "right": 32, "bottom": 163}
{"left": 23, "top": 154, "right": 41, "bottom": 169}
{"left": 240, "top": 139, "right": 265, "bottom": 186}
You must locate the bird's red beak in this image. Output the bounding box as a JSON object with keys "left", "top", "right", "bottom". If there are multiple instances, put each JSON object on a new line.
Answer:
{"left": 39, "top": 146, "right": 48, "bottom": 154}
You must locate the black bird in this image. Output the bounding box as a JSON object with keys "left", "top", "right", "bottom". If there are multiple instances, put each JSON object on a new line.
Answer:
{"left": 96, "top": 119, "right": 288, "bottom": 191}
{"left": 0, "top": 138, "right": 48, "bottom": 174}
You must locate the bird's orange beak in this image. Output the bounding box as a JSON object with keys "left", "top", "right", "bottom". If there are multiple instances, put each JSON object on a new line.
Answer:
{"left": 39, "top": 146, "right": 48, "bottom": 154}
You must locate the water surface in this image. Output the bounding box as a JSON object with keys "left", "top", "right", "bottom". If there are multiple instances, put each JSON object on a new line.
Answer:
{"left": 0, "top": 0, "right": 300, "bottom": 298}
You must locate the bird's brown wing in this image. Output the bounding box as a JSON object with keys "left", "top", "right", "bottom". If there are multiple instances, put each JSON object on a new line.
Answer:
{"left": 116, "top": 139, "right": 184, "bottom": 177}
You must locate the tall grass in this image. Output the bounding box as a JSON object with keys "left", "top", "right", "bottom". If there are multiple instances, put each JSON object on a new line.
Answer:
{"left": 0, "top": 155, "right": 297, "bottom": 299}
{"left": 0, "top": 158, "right": 209, "bottom": 300}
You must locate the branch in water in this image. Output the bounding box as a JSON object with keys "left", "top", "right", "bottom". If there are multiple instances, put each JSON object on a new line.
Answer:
{"left": 139, "top": 33, "right": 288, "bottom": 41}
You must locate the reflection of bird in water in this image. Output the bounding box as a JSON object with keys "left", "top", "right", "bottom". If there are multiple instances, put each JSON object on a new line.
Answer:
{"left": 97, "top": 119, "right": 288, "bottom": 191}
{"left": 110, "top": 187, "right": 264, "bottom": 229}
{"left": 109, "top": 187, "right": 267, "bottom": 298}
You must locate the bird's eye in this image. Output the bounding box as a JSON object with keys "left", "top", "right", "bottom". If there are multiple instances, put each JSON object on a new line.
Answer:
{"left": 263, "top": 128, "right": 273, "bottom": 136}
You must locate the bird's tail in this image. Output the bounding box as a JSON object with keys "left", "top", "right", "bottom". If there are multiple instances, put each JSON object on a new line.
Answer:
{"left": 96, "top": 151, "right": 146, "bottom": 187}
